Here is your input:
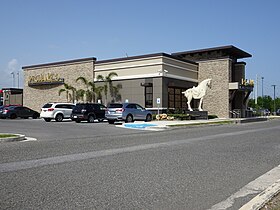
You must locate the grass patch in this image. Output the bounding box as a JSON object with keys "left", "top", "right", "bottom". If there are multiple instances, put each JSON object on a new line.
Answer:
{"left": 0, "top": 134, "right": 17, "bottom": 138}
{"left": 167, "top": 120, "right": 233, "bottom": 127}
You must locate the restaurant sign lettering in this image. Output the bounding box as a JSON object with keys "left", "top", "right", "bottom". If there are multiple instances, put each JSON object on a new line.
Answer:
{"left": 28, "top": 73, "right": 64, "bottom": 86}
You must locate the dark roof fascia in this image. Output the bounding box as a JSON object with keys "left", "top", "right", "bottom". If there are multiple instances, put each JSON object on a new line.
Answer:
{"left": 2, "top": 88, "right": 23, "bottom": 91}
{"left": 96, "top": 53, "right": 197, "bottom": 65}
{"left": 172, "top": 45, "right": 252, "bottom": 59}
{"left": 22, "top": 57, "right": 96, "bottom": 69}
{"left": 235, "top": 61, "right": 247, "bottom": 65}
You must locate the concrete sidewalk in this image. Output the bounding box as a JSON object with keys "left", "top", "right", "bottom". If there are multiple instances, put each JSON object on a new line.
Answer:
{"left": 117, "top": 116, "right": 271, "bottom": 131}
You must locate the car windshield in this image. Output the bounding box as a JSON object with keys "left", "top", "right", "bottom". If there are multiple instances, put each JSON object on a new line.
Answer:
{"left": 108, "top": 103, "right": 122, "bottom": 108}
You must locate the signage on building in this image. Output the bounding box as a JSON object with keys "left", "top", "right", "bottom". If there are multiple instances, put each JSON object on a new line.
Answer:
{"left": 28, "top": 73, "right": 64, "bottom": 86}
{"left": 240, "top": 78, "right": 254, "bottom": 91}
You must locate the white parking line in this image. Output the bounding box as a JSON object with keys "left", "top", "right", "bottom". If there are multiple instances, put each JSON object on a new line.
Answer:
{"left": 21, "top": 137, "right": 37, "bottom": 142}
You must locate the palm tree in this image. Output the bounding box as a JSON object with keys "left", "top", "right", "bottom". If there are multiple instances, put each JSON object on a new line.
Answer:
{"left": 76, "top": 76, "right": 96, "bottom": 102}
{"left": 95, "top": 86, "right": 104, "bottom": 103}
{"left": 111, "top": 83, "right": 122, "bottom": 102}
{"left": 96, "top": 72, "right": 118, "bottom": 105}
{"left": 76, "top": 89, "right": 85, "bottom": 102}
{"left": 58, "top": 83, "right": 75, "bottom": 102}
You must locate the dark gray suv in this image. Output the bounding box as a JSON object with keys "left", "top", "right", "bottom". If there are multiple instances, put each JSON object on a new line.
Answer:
{"left": 105, "top": 103, "right": 152, "bottom": 124}
{"left": 71, "top": 103, "right": 106, "bottom": 123}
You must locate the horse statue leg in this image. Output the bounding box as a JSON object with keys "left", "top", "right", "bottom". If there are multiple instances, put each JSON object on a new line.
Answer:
{"left": 187, "top": 95, "right": 193, "bottom": 111}
{"left": 198, "top": 97, "right": 203, "bottom": 111}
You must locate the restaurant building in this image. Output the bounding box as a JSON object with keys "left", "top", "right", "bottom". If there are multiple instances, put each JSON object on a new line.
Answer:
{"left": 23, "top": 45, "right": 253, "bottom": 118}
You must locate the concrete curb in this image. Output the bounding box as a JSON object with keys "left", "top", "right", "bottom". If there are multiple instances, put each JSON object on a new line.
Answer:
{"left": 0, "top": 133, "right": 26, "bottom": 142}
{"left": 239, "top": 179, "right": 280, "bottom": 210}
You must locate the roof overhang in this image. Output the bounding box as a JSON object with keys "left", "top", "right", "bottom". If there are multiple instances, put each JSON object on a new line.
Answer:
{"left": 172, "top": 45, "right": 252, "bottom": 60}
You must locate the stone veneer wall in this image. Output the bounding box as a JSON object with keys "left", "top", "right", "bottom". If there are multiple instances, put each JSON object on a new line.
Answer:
{"left": 198, "top": 59, "right": 232, "bottom": 118}
{"left": 23, "top": 60, "right": 94, "bottom": 112}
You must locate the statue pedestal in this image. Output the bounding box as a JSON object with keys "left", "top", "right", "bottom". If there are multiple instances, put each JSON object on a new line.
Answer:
{"left": 184, "top": 111, "right": 208, "bottom": 120}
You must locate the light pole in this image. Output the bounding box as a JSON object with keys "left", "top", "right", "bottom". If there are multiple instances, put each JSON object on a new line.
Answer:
{"left": 261, "top": 77, "right": 264, "bottom": 98}
{"left": 272, "top": 85, "right": 276, "bottom": 115}
{"left": 17, "top": 71, "right": 20, "bottom": 88}
{"left": 11, "top": 72, "right": 15, "bottom": 87}
{"left": 261, "top": 77, "right": 264, "bottom": 108}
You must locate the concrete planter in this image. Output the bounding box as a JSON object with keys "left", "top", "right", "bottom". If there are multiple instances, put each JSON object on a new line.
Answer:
{"left": 0, "top": 133, "right": 26, "bottom": 142}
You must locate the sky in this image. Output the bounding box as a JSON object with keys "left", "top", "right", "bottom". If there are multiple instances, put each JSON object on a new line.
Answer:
{"left": 0, "top": 0, "right": 279, "bottom": 97}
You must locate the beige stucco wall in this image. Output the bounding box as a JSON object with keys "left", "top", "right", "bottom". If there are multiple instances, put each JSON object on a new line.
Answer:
{"left": 23, "top": 60, "right": 94, "bottom": 112}
{"left": 198, "top": 59, "right": 232, "bottom": 118}
{"left": 95, "top": 55, "right": 198, "bottom": 83}
{"left": 94, "top": 55, "right": 198, "bottom": 108}
{"left": 95, "top": 56, "right": 163, "bottom": 80}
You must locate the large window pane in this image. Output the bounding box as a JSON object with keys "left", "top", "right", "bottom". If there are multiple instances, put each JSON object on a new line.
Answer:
{"left": 145, "top": 86, "right": 153, "bottom": 108}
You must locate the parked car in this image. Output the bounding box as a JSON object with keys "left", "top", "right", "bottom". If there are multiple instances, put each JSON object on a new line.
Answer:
{"left": 105, "top": 103, "right": 153, "bottom": 124}
{"left": 258, "top": 109, "right": 270, "bottom": 116}
{"left": 0, "top": 106, "right": 39, "bottom": 119}
{"left": 276, "top": 109, "right": 280, "bottom": 116}
{"left": 40, "top": 102, "right": 75, "bottom": 122}
{"left": 0, "top": 104, "right": 22, "bottom": 114}
{"left": 71, "top": 103, "right": 106, "bottom": 123}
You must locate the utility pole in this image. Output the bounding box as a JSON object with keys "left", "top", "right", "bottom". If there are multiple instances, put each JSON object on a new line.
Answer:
{"left": 272, "top": 85, "right": 276, "bottom": 115}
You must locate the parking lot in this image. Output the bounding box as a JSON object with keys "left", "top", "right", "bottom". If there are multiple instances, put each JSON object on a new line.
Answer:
{"left": 0, "top": 118, "right": 151, "bottom": 142}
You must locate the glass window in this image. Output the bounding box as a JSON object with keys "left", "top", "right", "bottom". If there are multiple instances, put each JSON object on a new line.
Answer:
{"left": 108, "top": 103, "right": 122, "bottom": 108}
{"left": 145, "top": 86, "right": 153, "bottom": 108}
{"left": 136, "top": 104, "right": 144, "bottom": 110}
{"left": 168, "top": 87, "right": 186, "bottom": 110}
{"left": 42, "top": 103, "right": 52, "bottom": 108}
{"left": 55, "top": 104, "right": 64, "bottom": 108}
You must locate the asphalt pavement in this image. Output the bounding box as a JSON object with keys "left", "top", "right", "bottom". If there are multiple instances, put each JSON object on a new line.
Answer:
{"left": 0, "top": 115, "right": 280, "bottom": 209}
{"left": 117, "top": 116, "right": 280, "bottom": 209}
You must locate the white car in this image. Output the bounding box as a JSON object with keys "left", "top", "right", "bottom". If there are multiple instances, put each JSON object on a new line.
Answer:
{"left": 40, "top": 102, "right": 75, "bottom": 122}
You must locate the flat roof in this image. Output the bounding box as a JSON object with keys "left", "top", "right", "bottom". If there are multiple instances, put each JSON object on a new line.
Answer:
{"left": 22, "top": 57, "right": 96, "bottom": 69}
{"left": 96, "top": 52, "right": 197, "bottom": 65}
{"left": 172, "top": 45, "right": 252, "bottom": 59}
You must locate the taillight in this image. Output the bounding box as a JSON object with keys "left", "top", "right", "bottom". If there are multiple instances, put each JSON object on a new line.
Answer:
{"left": 116, "top": 108, "right": 124, "bottom": 113}
{"left": 48, "top": 108, "right": 54, "bottom": 111}
{"left": 3, "top": 109, "right": 9, "bottom": 114}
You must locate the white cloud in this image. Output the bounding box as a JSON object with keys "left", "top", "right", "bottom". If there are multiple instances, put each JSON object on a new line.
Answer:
{"left": 7, "top": 58, "right": 18, "bottom": 73}
{"left": 0, "top": 59, "right": 22, "bottom": 88}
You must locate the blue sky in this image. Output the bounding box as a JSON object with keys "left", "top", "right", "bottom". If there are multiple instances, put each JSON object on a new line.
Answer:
{"left": 1, "top": 0, "right": 279, "bottom": 97}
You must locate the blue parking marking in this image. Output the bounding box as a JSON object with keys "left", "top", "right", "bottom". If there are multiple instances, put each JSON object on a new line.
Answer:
{"left": 124, "top": 123, "right": 157, "bottom": 129}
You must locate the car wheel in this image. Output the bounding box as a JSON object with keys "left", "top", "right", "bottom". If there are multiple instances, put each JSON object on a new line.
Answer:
{"left": 125, "top": 114, "right": 134, "bottom": 123}
{"left": 88, "top": 115, "right": 95, "bottom": 123}
{"left": 108, "top": 120, "right": 115, "bottom": 124}
{"left": 32, "top": 113, "right": 39, "bottom": 119}
{"left": 145, "top": 114, "right": 152, "bottom": 122}
{"left": 75, "top": 120, "right": 81, "bottom": 123}
{"left": 10, "top": 113, "right": 17, "bottom": 119}
{"left": 55, "top": 114, "right": 64, "bottom": 122}
{"left": 44, "top": 118, "right": 51, "bottom": 122}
